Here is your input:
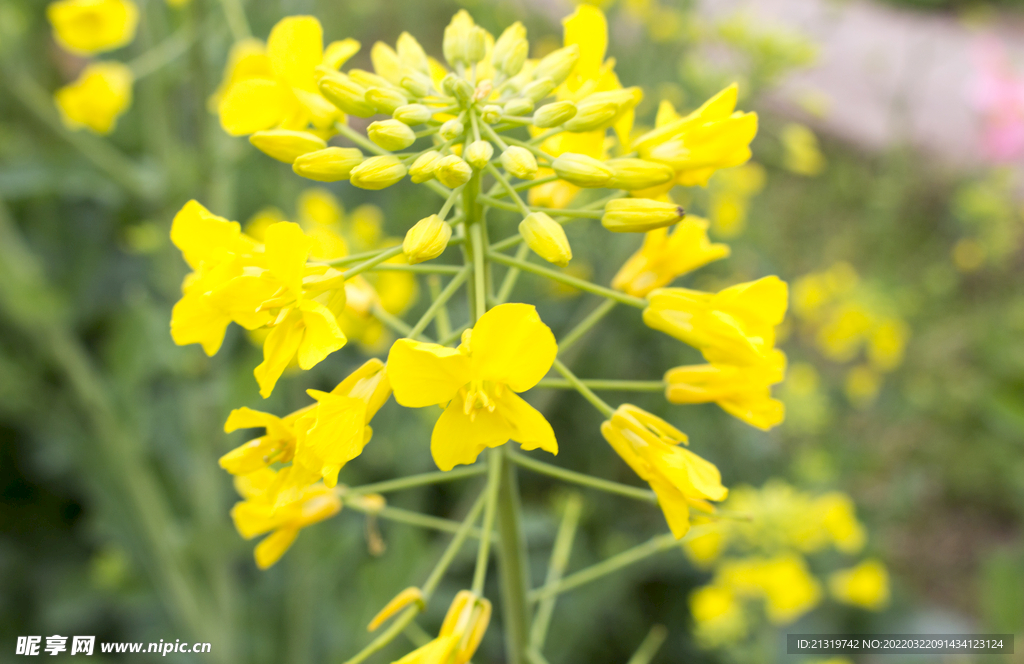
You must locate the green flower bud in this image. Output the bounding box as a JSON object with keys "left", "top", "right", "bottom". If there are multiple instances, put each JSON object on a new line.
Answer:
{"left": 465, "top": 140, "right": 494, "bottom": 169}
{"left": 444, "top": 76, "right": 474, "bottom": 105}
{"left": 601, "top": 198, "right": 685, "bottom": 232}
{"left": 552, "top": 153, "right": 613, "bottom": 188}
{"left": 606, "top": 158, "right": 675, "bottom": 190}
{"left": 532, "top": 44, "right": 580, "bottom": 87}
{"left": 349, "top": 155, "right": 408, "bottom": 190}
{"left": 503, "top": 98, "right": 534, "bottom": 117}
{"left": 500, "top": 146, "right": 538, "bottom": 180}
{"left": 492, "top": 22, "right": 528, "bottom": 77}
{"left": 397, "top": 32, "right": 430, "bottom": 76}
{"left": 563, "top": 99, "right": 618, "bottom": 132}
{"left": 480, "top": 105, "right": 503, "bottom": 124}
{"left": 393, "top": 104, "right": 433, "bottom": 125}
{"left": 403, "top": 214, "right": 452, "bottom": 264}
{"left": 533, "top": 100, "right": 577, "bottom": 128}
{"left": 443, "top": 10, "right": 474, "bottom": 67}
{"left": 401, "top": 74, "right": 431, "bottom": 98}
{"left": 520, "top": 212, "right": 572, "bottom": 267}
{"left": 439, "top": 118, "right": 465, "bottom": 141}
{"left": 292, "top": 147, "right": 364, "bottom": 182}
{"left": 366, "top": 87, "right": 408, "bottom": 114}
{"left": 435, "top": 154, "right": 472, "bottom": 188}
{"left": 410, "top": 150, "right": 443, "bottom": 183}
{"left": 368, "top": 119, "right": 417, "bottom": 151}
{"left": 249, "top": 129, "right": 326, "bottom": 164}
{"left": 317, "top": 69, "right": 376, "bottom": 118}
{"left": 466, "top": 26, "right": 488, "bottom": 65}
{"left": 522, "top": 78, "right": 556, "bottom": 103}
{"left": 348, "top": 68, "right": 392, "bottom": 90}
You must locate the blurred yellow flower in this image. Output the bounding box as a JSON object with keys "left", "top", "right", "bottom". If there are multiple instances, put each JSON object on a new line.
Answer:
{"left": 391, "top": 591, "right": 491, "bottom": 664}
{"left": 387, "top": 304, "right": 558, "bottom": 471}
{"left": 780, "top": 123, "right": 826, "bottom": 176}
{"left": 829, "top": 559, "right": 890, "bottom": 610}
{"left": 719, "top": 553, "right": 822, "bottom": 624}
{"left": 690, "top": 583, "right": 747, "bottom": 646}
{"left": 47, "top": 0, "right": 138, "bottom": 55}
{"left": 54, "top": 62, "right": 133, "bottom": 134}
{"left": 707, "top": 163, "right": 766, "bottom": 238}
{"left": 844, "top": 364, "right": 881, "bottom": 408}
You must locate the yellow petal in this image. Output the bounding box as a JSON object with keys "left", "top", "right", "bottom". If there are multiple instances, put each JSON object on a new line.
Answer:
{"left": 648, "top": 476, "right": 692, "bottom": 539}
{"left": 430, "top": 396, "right": 513, "bottom": 471}
{"left": 469, "top": 303, "right": 557, "bottom": 393}
{"left": 254, "top": 311, "right": 304, "bottom": 398}
{"left": 296, "top": 301, "right": 347, "bottom": 370}
{"left": 562, "top": 4, "right": 607, "bottom": 83}
{"left": 254, "top": 527, "right": 299, "bottom": 568}
{"left": 218, "top": 77, "right": 294, "bottom": 136}
{"left": 264, "top": 221, "right": 313, "bottom": 296}
{"left": 386, "top": 339, "right": 471, "bottom": 407}
{"left": 267, "top": 15, "right": 323, "bottom": 91}
{"left": 54, "top": 61, "right": 133, "bottom": 134}
{"left": 495, "top": 391, "right": 557, "bottom": 455}
{"left": 169, "top": 200, "right": 251, "bottom": 269}
{"left": 323, "top": 38, "right": 361, "bottom": 70}
{"left": 170, "top": 292, "right": 230, "bottom": 355}
{"left": 206, "top": 275, "right": 278, "bottom": 329}
{"left": 224, "top": 406, "right": 288, "bottom": 436}
{"left": 298, "top": 392, "right": 366, "bottom": 481}
{"left": 48, "top": 0, "right": 139, "bottom": 55}
{"left": 370, "top": 41, "right": 402, "bottom": 85}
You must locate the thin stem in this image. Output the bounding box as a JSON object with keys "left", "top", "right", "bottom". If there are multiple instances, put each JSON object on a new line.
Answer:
{"left": 527, "top": 533, "right": 680, "bottom": 603}
{"left": 486, "top": 173, "right": 560, "bottom": 199}
{"left": 427, "top": 276, "right": 453, "bottom": 341}
{"left": 422, "top": 490, "right": 489, "bottom": 598}
{"left": 342, "top": 606, "right": 419, "bottom": 664}
{"left": 487, "top": 251, "right": 647, "bottom": 309}
{"left": 128, "top": 28, "right": 196, "bottom": 79}
{"left": 626, "top": 625, "right": 669, "bottom": 664}
{"left": 342, "top": 245, "right": 405, "bottom": 279}
{"left": 371, "top": 305, "right": 422, "bottom": 340}
{"left": 529, "top": 493, "right": 583, "bottom": 651}
{"left": 509, "top": 450, "right": 657, "bottom": 504}
{"left": 438, "top": 184, "right": 463, "bottom": 221}
{"left": 486, "top": 164, "right": 531, "bottom": 216}
{"left": 218, "top": 0, "right": 252, "bottom": 40}
{"left": 471, "top": 449, "right": 503, "bottom": 594}
{"left": 495, "top": 243, "right": 530, "bottom": 305}
{"left": 557, "top": 300, "right": 617, "bottom": 354}
{"left": 407, "top": 267, "right": 470, "bottom": 339}
{"left": 495, "top": 446, "right": 531, "bottom": 664}
{"left": 343, "top": 498, "right": 485, "bottom": 539}
{"left": 552, "top": 358, "right": 615, "bottom": 418}
{"left": 346, "top": 464, "right": 485, "bottom": 496}
{"left": 468, "top": 207, "right": 487, "bottom": 321}
{"left": 529, "top": 128, "right": 563, "bottom": 145}
{"left": 439, "top": 324, "right": 470, "bottom": 346}
{"left": 479, "top": 120, "right": 509, "bottom": 151}
{"left": 368, "top": 264, "right": 463, "bottom": 274}
{"left": 535, "top": 379, "right": 665, "bottom": 392}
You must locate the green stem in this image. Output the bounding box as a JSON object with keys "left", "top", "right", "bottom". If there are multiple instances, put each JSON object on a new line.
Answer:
{"left": 495, "top": 446, "right": 531, "bottom": 664}
{"left": 527, "top": 533, "right": 680, "bottom": 603}
{"left": 129, "top": 27, "right": 197, "bottom": 79}
{"left": 342, "top": 607, "right": 419, "bottom": 664}
{"left": 487, "top": 251, "right": 647, "bottom": 309}
{"left": 626, "top": 625, "right": 669, "bottom": 664}
{"left": 485, "top": 164, "right": 531, "bottom": 216}
{"left": 371, "top": 305, "right": 422, "bottom": 340}
{"left": 438, "top": 185, "right": 463, "bottom": 221}
{"left": 535, "top": 379, "right": 665, "bottom": 392}
{"left": 495, "top": 243, "right": 530, "bottom": 305}
{"left": 551, "top": 358, "right": 615, "bottom": 418}
{"left": 478, "top": 119, "right": 509, "bottom": 151}
{"left": 557, "top": 300, "right": 617, "bottom": 354}
{"left": 343, "top": 498, "right": 486, "bottom": 539}
{"left": 529, "top": 128, "right": 564, "bottom": 145}
{"left": 218, "top": 0, "right": 252, "bottom": 40}
{"left": 427, "top": 276, "right": 452, "bottom": 341}
{"left": 486, "top": 173, "right": 560, "bottom": 199}
{"left": 439, "top": 324, "right": 470, "bottom": 346}
{"left": 508, "top": 450, "right": 657, "bottom": 504}
{"left": 529, "top": 493, "right": 583, "bottom": 651}
{"left": 368, "top": 264, "right": 463, "bottom": 274}
{"left": 342, "top": 245, "right": 405, "bottom": 279}
{"left": 407, "top": 267, "right": 470, "bottom": 339}
{"left": 346, "top": 464, "right": 485, "bottom": 496}
{"left": 471, "top": 449, "right": 503, "bottom": 594}
{"left": 422, "top": 490, "right": 489, "bottom": 598}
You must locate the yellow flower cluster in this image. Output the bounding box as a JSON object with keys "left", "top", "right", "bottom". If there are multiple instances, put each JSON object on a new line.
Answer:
{"left": 47, "top": 0, "right": 138, "bottom": 134}
{"left": 792, "top": 262, "right": 910, "bottom": 407}
{"left": 683, "top": 480, "right": 889, "bottom": 648}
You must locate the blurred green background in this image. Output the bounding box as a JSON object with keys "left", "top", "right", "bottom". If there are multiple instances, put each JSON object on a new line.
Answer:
{"left": 1, "top": 0, "right": 1023, "bottom": 662}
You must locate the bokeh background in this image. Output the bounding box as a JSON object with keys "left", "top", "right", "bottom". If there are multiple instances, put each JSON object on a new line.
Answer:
{"left": 2, "top": 0, "right": 1023, "bottom": 662}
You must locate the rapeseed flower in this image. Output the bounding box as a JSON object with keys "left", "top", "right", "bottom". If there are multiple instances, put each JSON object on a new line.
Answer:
{"left": 828, "top": 559, "right": 890, "bottom": 610}
{"left": 387, "top": 303, "right": 558, "bottom": 471}
{"left": 54, "top": 62, "right": 133, "bottom": 134}
{"left": 391, "top": 591, "right": 491, "bottom": 664}
{"left": 611, "top": 216, "right": 730, "bottom": 297}
{"left": 47, "top": 0, "right": 138, "bottom": 55}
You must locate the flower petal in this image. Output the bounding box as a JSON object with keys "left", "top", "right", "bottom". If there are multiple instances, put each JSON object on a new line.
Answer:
{"left": 387, "top": 339, "right": 471, "bottom": 407}
{"left": 267, "top": 16, "right": 323, "bottom": 91}
{"left": 254, "top": 311, "right": 304, "bottom": 398}
{"left": 648, "top": 476, "right": 692, "bottom": 539}
{"left": 218, "top": 77, "right": 294, "bottom": 136}
{"left": 495, "top": 391, "right": 557, "bottom": 455}
{"left": 431, "top": 396, "right": 513, "bottom": 471}
{"left": 470, "top": 303, "right": 556, "bottom": 392}
{"left": 170, "top": 292, "right": 231, "bottom": 355}
{"left": 296, "top": 301, "right": 347, "bottom": 370}
{"left": 562, "top": 4, "right": 607, "bottom": 83}
{"left": 264, "top": 221, "right": 313, "bottom": 296}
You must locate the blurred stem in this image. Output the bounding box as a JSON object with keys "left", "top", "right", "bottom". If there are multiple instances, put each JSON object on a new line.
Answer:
{"left": 527, "top": 533, "right": 680, "bottom": 604}
{"left": 487, "top": 252, "right": 647, "bottom": 309}
{"left": 495, "top": 446, "right": 531, "bottom": 664}
{"left": 421, "top": 489, "right": 488, "bottom": 599}
{"left": 342, "top": 607, "right": 420, "bottom": 664}
{"left": 552, "top": 358, "right": 616, "bottom": 418}
{"left": 495, "top": 243, "right": 530, "bottom": 305}
{"left": 529, "top": 493, "right": 583, "bottom": 652}
{"left": 626, "top": 625, "right": 669, "bottom": 664}
{"left": 367, "top": 264, "right": 463, "bottom": 274}
{"left": 438, "top": 185, "right": 463, "bottom": 220}
{"left": 557, "top": 300, "right": 617, "bottom": 354}
{"left": 485, "top": 173, "right": 559, "bottom": 199}
{"left": 485, "top": 164, "right": 531, "bottom": 216}
{"left": 370, "top": 304, "right": 416, "bottom": 339}
{"left": 427, "top": 276, "right": 452, "bottom": 341}
{"left": 218, "top": 0, "right": 252, "bottom": 41}
{"left": 342, "top": 245, "right": 405, "bottom": 279}
{"left": 529, "top": 128, "right": 563, "bottom": 145}
{"left": 407, "top": 267, "right": 469, "bottom": 340}
{"left": 536, "top": 378, "right": 665, "bottom": 392}
{"left": 343, "top": 496, "right": 488, "bottom": 540}
{"left": 346, "top": 464, "right": 485, "bottom": 495}
{"left": 478, "top": 195, "right": 601, "bottom": 218}
{"left": 508, "top": 450, "right": 657, "bottom": 505}
{"left": 128, "top": 26, "right": 197, "bottom": 79}
{"left": 471, "top": 449, "right": 503, "bottom": 595}
{"left": 465, "top": 171, "right": 486, "bottom": 321}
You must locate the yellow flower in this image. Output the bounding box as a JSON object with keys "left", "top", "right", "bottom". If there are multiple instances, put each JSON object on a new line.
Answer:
{"left": 218, "top": 16, "right": 357, "bottom": 136}
{"left": 387, "top": 303, "right": 558, "bottom": 471}
{"left": 611, "top": 216, "right": 730, "bottom": 297}
{"left": 230, "top": 467, "right": 341, "bottom": 569}
{"left": 815, "top": 492, "right": 866, "bottom": 554}
{"left": 828, "top": 559, "right": 890, "bottom": 610}
{"left": 665, "top": 349, "right": 786, "bottom": 430}
{"left": 600, "top": 404, "right": 727, "bottom": 538}
{"left": 391, "top": 591, "right": 491, "bottom": 664}
{"left": 718, "top": 553, "right": 822, "bottom": 624}
{"left": 690, "top": 583, "right": 747, "bottom": 646}
{"left": 634, "top": 84, "right": 758, "bottom": 187}
{"left": 219, "top": 403, "right": 314, "bottom": 476}
{"left": 780, "top": 123, "right": 826, "bottom": 176}
{"left": 54, "top": 62, "right": 133, "bottom": 135}
{"left": 47, "top": 0, "right": 138, "bottom": 55}
{"left": 644, "top": 276, "right": 788, "bottom": 366}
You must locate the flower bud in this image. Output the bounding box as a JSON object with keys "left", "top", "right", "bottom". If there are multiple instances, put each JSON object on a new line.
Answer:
{"left": 292, "top": 147, "right": 363, "bottom": 182}
{"left": 481, "top": 105, "right": 503, "bottom": 124}
{"left": 464, "top": 140, "right": 494, "bottom": 169}
{"left": 393, "top": 103, "right": 432, "bottom": 125}
{"left": 500, "top": 146, "right": 538, "bottom": 180}
{"left": 563, "top": 99, "right": 618, "bottom": 132}
{"left": 466, "top": 26, "right": 488, "bottom": 64}
{"left": 410, "top": 150, "right": 443, "bottom": 183}
{"left": 317, "top": 68, "right": 376, "bottom": 117}
{"left": 365, "top": 86, "right": 408, "bottom": 114}
{"left": 607, "top": 158, "right": 675, "bottom": 190}
{"left": 368, "top": 119, "right": 417, "bottom": 151}
{"left": 403, "top": 214, "right": 452, "bottom": 264}
{"left": 503, "top": 98, "right": 534, "bottom": 117}
{"left": 522, "top": 78, "right": 556, "bottom": 103}
{"left": 400, "top": 74, "right": 430, "bottom": 98}
{"left": 492, "top": 22, "right": 528, "bottom": 77}
{"left": 397, "top": 32, "right": 430, "bottom": 75}
{"left": 435, "top": 154, "right": 473, "bottom": 188}
{"left": 532, "top": 44, "right": 580, "bottom": 87}
{"left": 349, "top": 68, "right": 392, "bottom": 90}
{"left": 449, "top": 77, "right": 475, "bottom": 105}
{"left": 443, "top": 10, "right": 474, "bottom": 67}
{"left": 552, "top": 153, "right": 613, "bottom": 187}
{"left": 533, "top": 101, "right": 577, "bottom": 128}
{"left": 349, "top": 155, "right": 408, "bottom": 190}
{"left": 602, "top": 198, "right": 685, "bottom": 232}
{"left": 249, "top": 130, "right": 326, "bottom": 163}
{"left": 439, "top": 118, "right": 465, "bottom": 141}
{"left": 520, "top": 212, "right": 572, "bottom": 267}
